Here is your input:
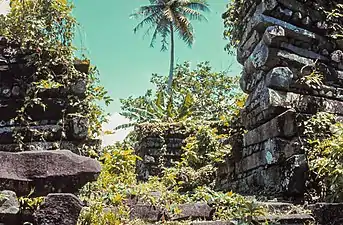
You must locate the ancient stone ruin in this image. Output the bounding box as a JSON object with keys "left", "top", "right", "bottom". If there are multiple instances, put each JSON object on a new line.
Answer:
{"left": 0, "top": 37, "right": 101, "bottom": 225}
{"left": 135, "top": 0, "right": 343, "bottom": 224}
{"left": 218, "top": 0, "right": 343, "bottom": 199}
{"left": 135, "top": 123, "right": 189, "bottom": 181}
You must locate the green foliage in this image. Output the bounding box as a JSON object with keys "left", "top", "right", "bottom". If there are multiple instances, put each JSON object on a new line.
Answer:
{"left": 119, "top": 61, "right": 244, "bottom": 128}
{"left": 304, "top": 112, "right": 343, "bottom": 202}
{"left": 222, "top": 0, "right": 245, "bottom": 54}
{"left": 299, "top": 61, "right": 324, "bottom": 89}
{"left": 19, "top": 196, "right": 44, "bottom": 211}
{"left": 131, "top": 0, "right": 209, "bottom": 51}
{"left": 222, "top": 1, "right": 343, "bottom": 54}
{"left": 0, "top": 0, "right": 112, "bottom": 154}
{"left": 78, "top": 123, "right": 265, "bottom": 225}
{"left": 160, "top": 122, "right": 231, "bottom": 192}
{"left": 18, "top": 188, "right": 44, "bottom": 214}
{"left": 318, "top": 2, "right": 343, "bottom": 40}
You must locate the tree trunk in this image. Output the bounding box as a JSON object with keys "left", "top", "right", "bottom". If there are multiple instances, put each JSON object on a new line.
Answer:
{"left": 167, "top": 23, "right": 174, "bottom": 95}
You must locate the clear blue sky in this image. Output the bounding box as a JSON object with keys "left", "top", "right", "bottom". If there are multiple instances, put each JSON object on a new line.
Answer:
{"left": 72, "top": 0, "right": 241, "bottom": 114}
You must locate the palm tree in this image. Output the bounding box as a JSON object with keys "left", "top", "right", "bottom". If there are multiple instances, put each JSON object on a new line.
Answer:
{"left": 131, "top": 0, "right": 209, "bottom": 94}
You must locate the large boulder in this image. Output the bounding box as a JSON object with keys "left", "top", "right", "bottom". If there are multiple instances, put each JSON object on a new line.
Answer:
{"left": 34, "top": 193, "right": 83, "bottom": 225}
{"left": 0, "top": 190, "right": 19, "bottom": 224}
{"left": 0, "top": 150, "right": 101, "bottom": 196}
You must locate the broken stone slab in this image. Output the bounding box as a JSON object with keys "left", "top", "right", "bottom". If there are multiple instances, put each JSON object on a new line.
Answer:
{"left": 229, "top": 155, "right": 307, "bottom": 197}
{"left": 242, "top": 137, "right": 302, "bottom": 158}
{"left": 171, "top": 203, "right": 214, "bottom": 221}
{"left": 130, "top": 204, "right": 166, "bottom": 222}
{"left": 237, "top": 137, "right": 303, "bottom": 174}
{"left": 242, "top": 66, "right": 343, "bottom": 101}
{"left": 243, "top": 87, "right": 343, "bottom": 129}
{"left": 307, "top": 203, "right": 343, "bottom": 225}
{"left": 0, "top": 150, "right": 101, "bottom": 196}
{"left": 34, "top": 193, "right": 83, "bottom": 225}
{"left": 263, "top": 25, "right": 331, "bottom": 50}
{"left": 228, "top": 165, "right": 285, "bottom": 196}
{"left": 239, "top": 21, "right": 331, "bottom": 63}
{"left": 245, "top": 41, "right": 343, "bottom": 80}
{"left": 258, "top": 201, "right": 297, "bottom": 214}
{"left": 242, "top": 0, "right": 325, "bottom": 44}
{"left": 243, "top": 109, "right": 297, "bottom": 147}
{"left": 237, "top": 30, "right": 261, "bottom": 64}
{"left": 240, "top": 9, "right": 323, "bottom": 59}
{"left": 0, "top": 190, "right": 19, "bottom": 224}
{"left": 244, "top": 41, "right": 335, "bottom": 76}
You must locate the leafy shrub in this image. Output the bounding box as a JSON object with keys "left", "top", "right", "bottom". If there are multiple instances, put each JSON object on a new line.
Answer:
{"left": 118, "top": 61, "right": 244, "bottom": 128}
{"left": 78, "top": 124, "right": 265, "bottom": 224}
{"left": 0, "top": 0, "right": 112, "bottom": 155}
{"left": 304, "top": 112, "right": 343, "bottom": 202}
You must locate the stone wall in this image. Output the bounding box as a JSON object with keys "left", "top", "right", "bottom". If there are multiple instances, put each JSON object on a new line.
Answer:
{"left": 218, "top": 0, "right": 343, "bottom": 199}
{"left": 0, "top": 37, "right": 101, "bottom": 225}
{"left": 135, "top": 123, "right": 189, "bottom": 181}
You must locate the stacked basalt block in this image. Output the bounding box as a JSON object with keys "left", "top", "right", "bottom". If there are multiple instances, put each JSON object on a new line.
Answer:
{"left": 0, "top": 37, "right": 101, "bottom": 153}
{"left": 135, "top": 122, "right": 231, "bottom": 181}
{"left": 0, "top": 37, "right": 101, "bottom": 225}
{"left": 218, "top": 0, "right": 343, "bottom": 199}
{"left": 135, "top": 123, "right": 189, "bottom": 181}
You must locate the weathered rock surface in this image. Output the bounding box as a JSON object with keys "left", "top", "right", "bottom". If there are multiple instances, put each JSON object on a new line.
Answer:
{"left": 308, "top": 203, "right": 343, "bottom": 225}
{"left": 34, "top": 193, "right": 83, "bottom": 225}
{"left": 130, "top": 204, "right": 165, "bottom": 222}
{"left": 218, "top": 0, "right": 343, "bottom": 201}
{"left": 171, "top": 203, "right": 214, "bottom": 221}
{"left": 0, "top": 150, "right": 101, "bottom": 196}
{"left": 0, "top": 190, "right": 19, "bottom": 224}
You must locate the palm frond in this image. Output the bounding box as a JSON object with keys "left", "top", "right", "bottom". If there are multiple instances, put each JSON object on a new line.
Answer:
{"left": 179, "top": 7, "right": 208, "bottom": 21}
{"left": 130, "top": 5, "right": 162, "bottom": 19}
{"left": 133, "top": 12, "right": 161, "bottom": 34}
{"left": 182, "top": 0, "right": 210, "bottom": 12}
{"left": 173, "top": 12, "right": 194, "bottom": 46}
{"left": 132, "top": 0, "right": 208, "bottom": 51}
{"left": 149, "top": 17, "right": 170, "bottom": 49}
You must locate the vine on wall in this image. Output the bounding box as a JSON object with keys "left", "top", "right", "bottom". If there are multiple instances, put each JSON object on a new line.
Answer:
{"left": 0, "top": 0, "right": 112, "bottom": 155}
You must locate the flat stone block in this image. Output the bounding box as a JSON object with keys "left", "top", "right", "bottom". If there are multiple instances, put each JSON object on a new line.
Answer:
{"left": 243, "top": 109, "right": 297, "bottom": 147}
{"left": 0, "top": 150, "right": 101, "bottom": 196}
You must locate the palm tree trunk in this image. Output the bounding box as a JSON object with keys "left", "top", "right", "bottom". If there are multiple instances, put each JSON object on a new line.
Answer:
{"left": 167, "top": 23, "right": 174, "bottom": 95}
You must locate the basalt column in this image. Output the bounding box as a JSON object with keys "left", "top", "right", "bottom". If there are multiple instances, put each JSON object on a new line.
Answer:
{"left": 219, "top": 0, "right": 343, "bottom": 199}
